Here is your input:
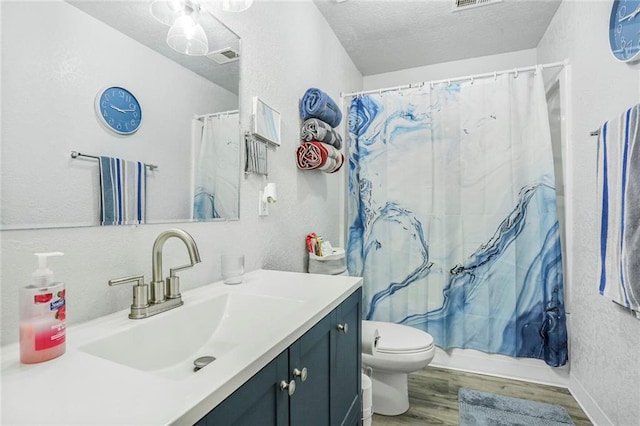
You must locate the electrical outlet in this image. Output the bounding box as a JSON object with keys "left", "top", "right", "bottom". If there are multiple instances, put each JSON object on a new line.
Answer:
{"left": 258, "top": 190, "right": 269, "bottom": 216}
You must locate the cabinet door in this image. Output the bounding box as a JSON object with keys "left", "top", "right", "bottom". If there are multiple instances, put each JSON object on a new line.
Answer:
{"left": 200, "top": 351, "right": 289, "bottom": 426}
{"left": 288, "top": 314, "right": 332, "bottom": 426}
{"left": 331, "top": 288, "right": 362, "bottom": 426}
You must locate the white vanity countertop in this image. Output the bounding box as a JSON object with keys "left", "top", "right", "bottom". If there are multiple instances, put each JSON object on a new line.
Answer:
{"left": 1, "top": 269, "right": 362, "bottom": 425}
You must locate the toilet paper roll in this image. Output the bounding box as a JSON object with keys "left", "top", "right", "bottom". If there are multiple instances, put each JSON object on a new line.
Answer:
{"left": 264, "top": 182, "right": 277, "bottom": 203}
{"left": 362, "top": 325, "right": 380, "bottom": 355}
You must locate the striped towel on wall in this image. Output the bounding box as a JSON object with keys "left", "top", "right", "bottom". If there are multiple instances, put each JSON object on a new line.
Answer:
{"left": 596, "top": 104, "right": 640, "bottom": 312}
{"left": 99, "top": 156, "right": 147, "bottom": 226}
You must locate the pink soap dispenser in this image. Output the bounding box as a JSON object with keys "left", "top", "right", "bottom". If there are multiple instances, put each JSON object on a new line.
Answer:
{"left": 19, "top": 252, "right": 66, "bottom": 364}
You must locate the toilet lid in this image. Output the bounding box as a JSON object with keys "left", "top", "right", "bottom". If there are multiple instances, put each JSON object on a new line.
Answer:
{"left": 373, "top": 322, "right": 434, "bottom": 354}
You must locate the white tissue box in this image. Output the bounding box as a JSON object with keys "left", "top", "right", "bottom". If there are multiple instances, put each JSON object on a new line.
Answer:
{"left": 308, "top": 248, "right": 346, "bottom": 275}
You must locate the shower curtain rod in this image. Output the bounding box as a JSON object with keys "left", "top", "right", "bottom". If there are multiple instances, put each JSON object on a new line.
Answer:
{"left": 194, "top": 109, "right": 239, "bottom": 121}
{"left": 340, "top": 60, "right": 568, "bottom": 98}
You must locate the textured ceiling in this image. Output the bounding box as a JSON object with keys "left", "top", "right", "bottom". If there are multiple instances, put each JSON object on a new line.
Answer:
{"left": 67, "top": 0, "right": 561, "bottom": 85}
{"left": 312, "top": 0, "right": 562, "bottom": 76}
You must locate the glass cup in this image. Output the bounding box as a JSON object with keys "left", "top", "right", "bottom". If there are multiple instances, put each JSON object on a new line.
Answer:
{"left": 221, "top": 254, "right": 244, "bottom": 284}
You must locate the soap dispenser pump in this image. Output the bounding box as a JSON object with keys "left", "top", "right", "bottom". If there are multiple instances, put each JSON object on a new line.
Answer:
{"left": 19, "top": 252, "right": 66, "bottom": 364}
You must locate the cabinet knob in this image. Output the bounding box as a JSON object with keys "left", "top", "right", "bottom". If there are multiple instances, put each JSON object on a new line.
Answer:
{"left": 280, "top": 379, "right": 296, "bottom": 396}
{"left": 292, "top": 367, "right": 308, "bottom": 382}
{"left": 337, "top": 323, "right": 349, "bottom": 333}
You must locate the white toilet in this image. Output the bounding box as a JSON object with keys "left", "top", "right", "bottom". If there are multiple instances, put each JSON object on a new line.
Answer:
{"left": 362, "top": 320, "right": 435, "bottom": 416}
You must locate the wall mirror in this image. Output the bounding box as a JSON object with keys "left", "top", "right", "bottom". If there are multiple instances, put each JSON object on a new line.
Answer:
{"left": 1, "top": 0, "right": 241, "bottom": 230}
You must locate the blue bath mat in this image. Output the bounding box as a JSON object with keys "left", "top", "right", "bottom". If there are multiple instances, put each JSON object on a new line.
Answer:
{"left": 458, "top": 388, "right": 575, "bottom": 425}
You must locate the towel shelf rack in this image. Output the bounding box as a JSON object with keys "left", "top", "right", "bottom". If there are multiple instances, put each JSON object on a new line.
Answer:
{"left": 244, "top": 133, "right": 268, "bottom": 176}
{"left": 70, "top": 151, "right": 158, "bottom": 170}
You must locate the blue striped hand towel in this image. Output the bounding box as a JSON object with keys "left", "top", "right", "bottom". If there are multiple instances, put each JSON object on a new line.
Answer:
{"left": 99, "top": 156, "right": 147, "bottom": 226}
{"left": 596, "top": 104, "right": 640, "bottom": 312}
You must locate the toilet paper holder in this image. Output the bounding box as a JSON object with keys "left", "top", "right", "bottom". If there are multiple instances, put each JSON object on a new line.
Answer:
{"left": 259, "top": 182, "right": 277, "bottom": 216}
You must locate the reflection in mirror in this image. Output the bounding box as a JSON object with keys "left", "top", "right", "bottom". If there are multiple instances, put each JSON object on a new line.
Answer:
{"left": 0, "top": 0, "right": 241, "bottom": 230}
{"left": 192, "top": 110, "right": 240, "bottom": 219}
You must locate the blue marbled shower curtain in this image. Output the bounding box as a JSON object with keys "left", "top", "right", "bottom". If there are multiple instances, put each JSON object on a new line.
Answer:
{"left": 347, "top": 70, "right": 568, "bottom": 367}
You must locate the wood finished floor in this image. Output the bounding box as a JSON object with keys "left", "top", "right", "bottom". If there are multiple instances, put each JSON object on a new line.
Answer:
{"left": 371, "top": 367, "right": 592, "bottom": 425}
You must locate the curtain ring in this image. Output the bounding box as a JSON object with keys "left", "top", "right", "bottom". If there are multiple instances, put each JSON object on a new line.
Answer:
{"left": 470, "top": 75, "right": 474, "bottom": 85}
{"left": 447, "top": 79, "right": 451, "bottom": 87}
{"left": 514, "top": 68, "right": 519, "bottom": 79}
{"left": 430, "top": 81, "right": 434, "bottom": 90}
{"left": 494, "top": 71, "right": 498, "bottom": 81}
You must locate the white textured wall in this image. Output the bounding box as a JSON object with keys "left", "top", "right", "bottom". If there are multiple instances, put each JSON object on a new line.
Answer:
{"left": 0, "top": 1, "right": 362, "bottom": 345}
{"left": 537, "top": 2, "right": 640, "bottom": 425}
{"left": 363, "top": 49, "right": 537, "bottom": 90}
{"left": 1, "top": 1, "right": 238, "bottom": 228}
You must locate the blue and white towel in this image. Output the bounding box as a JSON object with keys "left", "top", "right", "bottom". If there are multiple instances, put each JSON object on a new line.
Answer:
{"left": 99, "top": 156, "right": 147, "bottom": 226}
{"left": 596, "top": 104, "right": 640, "bottom": 312}
{"left": 299, "top": 88, "right": 342, "bottom": 128}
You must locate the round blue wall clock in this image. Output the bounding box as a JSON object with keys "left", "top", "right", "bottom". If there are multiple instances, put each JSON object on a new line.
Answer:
{"left": 610, "top": 0, "right": 640, "bottom": 62}
{"left": 95, "top": 86, "right": 142, "bottom": 135}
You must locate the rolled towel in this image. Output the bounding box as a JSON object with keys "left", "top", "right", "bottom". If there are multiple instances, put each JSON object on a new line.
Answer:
{"left": 317, "top": 150, "right": 344, "bottom": 173}
{"left": 361, "top": 321, "right": 380, "bottom": 355}
{"left": 301, "top": 118, "right": 343, "bottom": 149}
{"left": 295, "top": 141, "right": 344, "bottom": 173}
{"left": 300, "top": 88, "right": 342, "bottom": 128}
{"left": 296, "top": 143, "right": 322, "bottom": 170}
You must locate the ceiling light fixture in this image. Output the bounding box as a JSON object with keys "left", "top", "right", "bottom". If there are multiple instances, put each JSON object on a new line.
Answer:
{"left": 150, "top": 0, "right": 250, "bottom": 56}
{"left": 149, "top": 0, "right": 209, "bottom": 56}
{"left": 166, "top": 10, "right": 208, "bottom": 56}
{"left": 150, "top": 0, "right": 190, "bottom": 26}
{"left": 219, "top": 0, "right": 253, "bottom": 12}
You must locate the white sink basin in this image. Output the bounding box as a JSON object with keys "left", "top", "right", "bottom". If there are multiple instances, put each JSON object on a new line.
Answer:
{"left": 80, "top": 292, "right": 303, "bottom": 380}
{"left": 2, "top": 270, "right": 363, "bottom": 426}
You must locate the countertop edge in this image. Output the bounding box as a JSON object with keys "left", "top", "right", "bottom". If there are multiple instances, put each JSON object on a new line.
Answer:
{"left": 1, "top": 270, "right": 364, "bottom": 426}
{"left": 172, "top": 275, "right": 362, "bottom": 425}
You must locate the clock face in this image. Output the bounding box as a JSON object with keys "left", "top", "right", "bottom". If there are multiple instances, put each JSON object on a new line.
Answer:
{"left": 610, "top": 0, "right": 640, "bottom": 62}
{"left": 95, "top": 87, "right": 142, "bottom": 135}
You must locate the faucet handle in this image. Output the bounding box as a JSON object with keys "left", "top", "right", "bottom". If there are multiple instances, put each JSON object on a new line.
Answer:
{"left": 108, "top": 274, "right": 149, "bottom": 309}
{"left": 108, "top": 274, "right": 144, "bottom": 286}
{"left": 166, "top": 265, "right": 192, "bottom": 299}
{"left": 170, "top": 264, "right": 195, "bottom": 275}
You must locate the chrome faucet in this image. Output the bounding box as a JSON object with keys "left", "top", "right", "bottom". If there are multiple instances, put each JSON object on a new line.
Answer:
{"left": 150, "top": 228, "right": 201, "bottom": 303}
{"left": 109, "top": 229, "right": 201, "bottom": 319}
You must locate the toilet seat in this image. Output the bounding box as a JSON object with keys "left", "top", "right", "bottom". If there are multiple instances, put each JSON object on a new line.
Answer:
{"left": 362, "top": 321, "right": 435, "bottom": 373}
{"left": 374, "top": 321, "right": 434, "bottom": 354}
{"left": 361, "top": 320, "right": 436, "bottom": 415}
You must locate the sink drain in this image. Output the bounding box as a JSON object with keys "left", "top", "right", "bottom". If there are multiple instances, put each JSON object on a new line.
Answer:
{"left": 193, "top": 356, "right": 216, "bottom": 372}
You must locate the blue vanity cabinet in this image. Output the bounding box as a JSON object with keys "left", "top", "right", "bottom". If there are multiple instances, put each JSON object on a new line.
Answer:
{"left": 289, "top": 287, "right": 362, "bottom": 426}
{"left": 199, "top": 350, "right": 290, "bottom": 426}
{"left": 197, "top": 288, "right": 362, "bottom": 426}
{"left": 289, "top": 314, "right": 332, "bottom": 425}
{"left": 331, "top": 287, "right": 362, "bottom": 426}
